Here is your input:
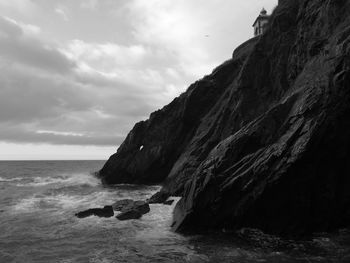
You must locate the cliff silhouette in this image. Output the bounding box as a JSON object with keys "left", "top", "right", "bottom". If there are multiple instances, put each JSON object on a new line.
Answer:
{"left": 99, "top": 0, "right": 350, "bottom": 236}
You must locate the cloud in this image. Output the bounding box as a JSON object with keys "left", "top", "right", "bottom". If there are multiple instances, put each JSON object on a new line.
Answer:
{"left": 80, "top": 0, "right": 99, "bottom": 10}
{"left": 2, "top": 16, "right": 41, "bottom": 35}
{"left": 0, "top": 63, "right": 89, "bottom": 123}
{"left": 55, "top": 7, "right": 69, "bottom": 22}
{"left": 0, "top": 7, "right": 209, "bottom": 148}
{"left": 65, "top": 40, "right": 147, "bottom": 69}
{"left": 0, "top": 0, "right": 37, "bottom": 14}
{"left": 0, "top": 15, "right": 177, "bottom": 147}
{"left": 0, "top": 124, "right": 124, "bottom": 146}
{"left": 124, "top": 0, "right": 277, "bottom": 78}
{"left": 0, "top": 57, "right": 151, "bottom": 146}
{"left": 0, "top": 16, "right": 75, "bottom": 73}
{"left": 0, "top": 142, "right": 116, "bottom": 160}
{"left": 0, "top": 126, "right": 124, "bottom": 146}
{"left": 125, "top": 0, "right": 219, "bottom": 78}
{"left": 0, "top": 0, "right": 278, "bottom": 153}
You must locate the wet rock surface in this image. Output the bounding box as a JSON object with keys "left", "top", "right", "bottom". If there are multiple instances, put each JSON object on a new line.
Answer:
{"left": 171, "top": 0, "right": 350, "bottom": 236}
{"left": 112, "top": 199, "right": 134, "bottom": 211}
{"left": 99, "top": 0, "right": 350, "bottom": 236}
{"left": 113, "top": 199, "right": 151, "bottom": 221}
{"left": 147, "top": 191, "right": 170, "bottom": 204}
{"left": 116, "top": 209, "right": 143, "bottom": 220}
{"left": 75, "top": 206, "right": 114, "bottom": 218}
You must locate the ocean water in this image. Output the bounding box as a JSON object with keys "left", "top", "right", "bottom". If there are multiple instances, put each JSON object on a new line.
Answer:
{"left": 0, "top": 161, "right": 349, "bottom": 263}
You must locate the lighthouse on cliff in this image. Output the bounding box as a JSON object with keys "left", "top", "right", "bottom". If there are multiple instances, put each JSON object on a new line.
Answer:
{"left": 252, "top": 8, "right": 270, "bottom": 36}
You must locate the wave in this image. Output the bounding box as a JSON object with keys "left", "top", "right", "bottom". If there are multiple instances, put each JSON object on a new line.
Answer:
{"left": 0, "top": 176, "right": 25, "bottom": 182}
{"left": 11, "top": 194, "right": 86, "bottom": 212}
{"left": 10, "top": 185, "right": 161, "bottom": 215}
{"left": 11, "top": 191, "right": 120, "bottom": 214}
{"left": 15, "top": 173, "right": 100, "bottom": 187}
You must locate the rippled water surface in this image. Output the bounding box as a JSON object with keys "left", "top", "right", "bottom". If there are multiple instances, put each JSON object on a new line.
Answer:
{"left": 0, "top": 160, "right": 349, "bottom": 263}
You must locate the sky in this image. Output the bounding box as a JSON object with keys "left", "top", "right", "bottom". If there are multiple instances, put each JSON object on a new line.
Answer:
{"left": 0, "top": 0, "right": 277, "bottom": 160}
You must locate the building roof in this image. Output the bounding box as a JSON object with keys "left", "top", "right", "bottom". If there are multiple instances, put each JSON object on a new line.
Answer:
{"left": 252, "top": 8, "right": 270, "bottom": 27}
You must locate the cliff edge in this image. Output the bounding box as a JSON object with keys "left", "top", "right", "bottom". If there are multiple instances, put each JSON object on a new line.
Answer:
{"left": 100, "top": 0, "right": 350, "bottom": 236}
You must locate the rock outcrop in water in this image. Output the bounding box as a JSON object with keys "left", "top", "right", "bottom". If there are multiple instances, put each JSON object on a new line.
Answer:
{"left": 112, "top": 199, "right": 151, "bottom": 220}
{"left": 100, "top": 0, "right": 350, "bottom": 236}
{"left": 75, "top": 206, "right": 114, "bottom": 218}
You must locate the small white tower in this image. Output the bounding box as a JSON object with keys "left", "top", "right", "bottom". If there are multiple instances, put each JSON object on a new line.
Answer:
{"left": 252, "top": 8, "right": 270, "bottom": 36}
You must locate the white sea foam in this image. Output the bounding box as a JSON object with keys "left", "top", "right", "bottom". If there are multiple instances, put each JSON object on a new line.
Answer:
{"left": 11, "top": 189, "right": 118, "bottom": 213}
{"left": 11, "top": 196, "right": 38, "bottom": 211}
{"left": 0, "top": 176, "right": 25, "bottom": 182}
{"left": 15, "top": 173, "right": 100, "bottom": 187}
{"left": 12, "top": 194, "right": 83, "bottom": 212}
{"left": 11, "top": 182, "right": 160, "bottom": 220}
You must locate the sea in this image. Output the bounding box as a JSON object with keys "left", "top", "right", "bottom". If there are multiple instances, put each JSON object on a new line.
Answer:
{"left": 0, "top": 160, "right": 349, "bottom": 263}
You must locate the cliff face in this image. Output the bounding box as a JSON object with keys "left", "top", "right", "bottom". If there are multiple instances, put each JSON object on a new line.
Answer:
{"left": 99, "top": 35, "right": 256, "bottom": 188}
{"left": 100, "top": 0, "right": 350, "bottom": 235}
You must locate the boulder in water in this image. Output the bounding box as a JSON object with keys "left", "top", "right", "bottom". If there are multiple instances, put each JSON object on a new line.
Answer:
{"left": 116, "top": 209, "right": 142, "bottom": 220}
{"left": 112, "top": 199, "right": 134, "bottom": 211}
{"left": 115, "top": 200, "right": 150, "bottom": 220}
{"left": 147, "top": 191, "right": 170, "bottom": 204}
{"left": 75, "top": 206, "right": 114, "bottom": 218}
{"left": 130, "top": 201, "right": 150, "bottom": 214}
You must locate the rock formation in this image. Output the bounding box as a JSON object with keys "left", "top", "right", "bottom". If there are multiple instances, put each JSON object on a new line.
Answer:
{"left": 147, "top": 191, "right": 170, "bottom": 204}
{"left": 100, "top": 0, "right": 350, "bottom": 236}
{"left": 75, "top": 206, "right": 114, "bottom": 218}
{"left": 112, "top": 199, "right": 134, "bottom": 211}
{"left": 113, "top": 200, "right": 150, "bottom": 220}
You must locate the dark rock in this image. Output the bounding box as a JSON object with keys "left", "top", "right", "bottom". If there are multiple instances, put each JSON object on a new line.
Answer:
{"left": 115, "top": 200, "right": 150, "bottom": 221}
{"left": 116, "top": 210, "right": 142, "bottom": 220}
{"left": 147, "top": 191, "right": 170, "bottom": 204}
{"left": 341, "top": 255, "right": 350, "bottom": 263}
{"left": 100, "top": 0, "right": 350, "bottom": 236}
{"left": 112, "top": 199, "right": 134, "bottom": 211}
{"left": 75, "top": 206, "right": 114, "bottom": 218}
{"left": 172, "top": 0, "right": 350, "bottom": 236}
{"left": 164, "top": 200, "right": 175, "bottom": 205}
{"left": 98, "top": 39, "right": 253, "bottom": 190}
{"left": 131, "top": 201, "right": 150, "bottom": 214}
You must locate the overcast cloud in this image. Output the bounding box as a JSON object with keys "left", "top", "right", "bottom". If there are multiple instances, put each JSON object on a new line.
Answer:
{"left": 0, "top": 0, "right": 276, "bottom": 159}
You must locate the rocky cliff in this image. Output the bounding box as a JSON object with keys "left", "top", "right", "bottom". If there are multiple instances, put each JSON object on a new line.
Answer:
{"left": 100, "top": 0, "right": 350, "bottom": 236}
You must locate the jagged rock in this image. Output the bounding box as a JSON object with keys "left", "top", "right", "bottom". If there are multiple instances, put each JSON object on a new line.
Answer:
{"left": 98, "top": 39, "right": 252, "bottom": 190}
{"left": 116, "top": 210, "right": 142, "bottom": 220}
{"left": 171, "top": 0, "right": 350, "bottom": 236}
{"left": 112, "top": 199, "right": 134, "bottom": 211}
{"left": 75, "top": 206, "right": 114, "bottom": 218}
{"left": 147, "top": 191, "right": 170, "bottom": 204}
{"left": 115, "top": 200, "right": 150, "bottom": 221}
{"left": 129, "top": 201, "right": 150, "bottom": 214}
{"left": 100, "top": 0, "right": 350, "bottom": 236}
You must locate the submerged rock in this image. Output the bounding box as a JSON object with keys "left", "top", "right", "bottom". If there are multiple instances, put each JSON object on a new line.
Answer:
{"left": 75, "top": 206, "right": 114, "bottom": 218}
{"left": 99, "top": 0, "right": 350, "bottom": 236}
